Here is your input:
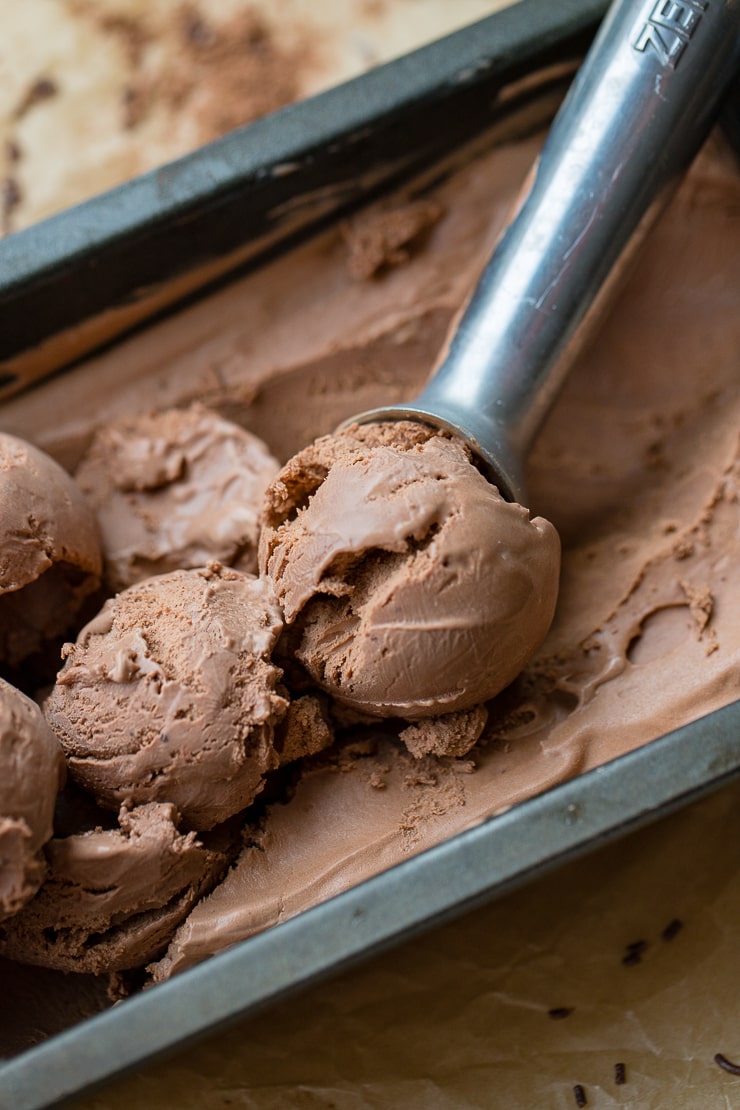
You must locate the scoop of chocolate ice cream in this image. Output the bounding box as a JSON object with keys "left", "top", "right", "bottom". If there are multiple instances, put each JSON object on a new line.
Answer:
{"left": 0, "top": 433, "right": 102, "bottom": 667}
{"left": 45, "top": 563, "right": 288, "bottom": 829}
{"left": 0, "top": 802, "right": 231, "bottom": 974}
{"left": 75, "top": 404, "right": 279, "bottom": 592}
{"left": 260, "top": 421, "right": 560, "bottom": 719}
{"left": 0, "top": 678, "right": 65, "bottom": 921}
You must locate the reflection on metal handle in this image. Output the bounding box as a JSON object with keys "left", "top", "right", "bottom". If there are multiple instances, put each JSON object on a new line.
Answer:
{"left": 352, "top": 0, "right": 740, "bottom": 502}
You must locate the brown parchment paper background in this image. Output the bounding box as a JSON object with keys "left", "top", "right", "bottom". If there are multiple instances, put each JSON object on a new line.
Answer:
{"left": 71, "top": 775, "right": 740, "bottom": 1110}
{"left": 0, "top": 0, "right": 510, "bottom": 232}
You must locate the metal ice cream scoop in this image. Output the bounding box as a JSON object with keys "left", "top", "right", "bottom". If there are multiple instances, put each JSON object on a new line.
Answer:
{"left": 349, "top": 0, "right": 740, "bottom": 504}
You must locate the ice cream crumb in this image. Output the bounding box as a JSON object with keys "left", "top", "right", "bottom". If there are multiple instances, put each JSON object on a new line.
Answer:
{"left": 276, "top": 695, "right": 333, "bottom": 764}
{"left": 342, "top": 199, "right": 444, "bottom": 280}
{"left": 678, "top": 578, "right": 714, "bottom": 637}
{"left": 672, "top": 537, "right": 694, "bottom": 559}
{"left": 400, "top": 704, "right": 487, "bottom": 759}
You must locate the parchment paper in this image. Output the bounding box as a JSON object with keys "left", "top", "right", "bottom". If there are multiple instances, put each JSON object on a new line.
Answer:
{"left": 0, "top": 0, "right": 509, "bottom": 231}
{"left": 71, "top": 774, "right": 740, "bottom": 1109}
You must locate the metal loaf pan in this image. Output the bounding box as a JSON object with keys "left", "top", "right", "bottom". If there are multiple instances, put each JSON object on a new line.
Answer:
{"left": 3, "top": 1, "right": 740, "bottom": 1106}
{"left": 0, "top": 0, "right": 606, "bottom": 400}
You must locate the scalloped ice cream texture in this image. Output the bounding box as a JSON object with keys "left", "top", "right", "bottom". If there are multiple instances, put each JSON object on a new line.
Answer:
{"left": 0, "top": 678, "right": 65, "bottom": 921}
{"left": 0, "top": 801, "right": 232, "bottom": 975}
{"left": 0, "top": 433, "right": 101, "bottom": 667}
{"left": 259, "top": 420, "right": 560, "bottom": 718}
{"left": 0, "top": 124, "right": 738, "bottom": 982}
{"left": 75, "top": 403, "right": 279, "bottom": 592}
{"left": 44, "top": 564, "right": 288, "bottom": 831}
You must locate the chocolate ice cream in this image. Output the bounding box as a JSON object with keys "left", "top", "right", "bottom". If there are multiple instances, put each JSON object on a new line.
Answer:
{"left": 260, "top": 420, "right": 560, "bottom": 719}
{"left": 45, "top": 563, "right": 288, "bottom": 830}
{"left": 0, "top": 432, "right": 101, "bottom": 667}
{"left": 0, "top": 678, "right": 65, "bottom": 921}
{"left": 0, "top": 118, "right": 737, "bottom": 992}
{"left": 75, "top": 403, "right": 279, "bottom": 592}
{"left": 0, "top": 801, "right": 231, "bottom": 973}
{"left": 146, "top": 132, "right": 740, "bottom": 979}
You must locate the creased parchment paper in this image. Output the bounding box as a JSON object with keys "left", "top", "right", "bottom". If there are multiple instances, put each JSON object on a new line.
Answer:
{"left": 71, "top": 775, "right": 740, "bottom": 1110}
{"left": 0, "top": 0, "right": 509, "bottom": 232}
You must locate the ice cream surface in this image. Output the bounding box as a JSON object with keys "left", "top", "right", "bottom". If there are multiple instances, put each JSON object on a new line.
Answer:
{"left": 0, "top": 432, "right": 101, "bottom": 667}
{"left": 45, "top": 564, "right": 288, "bottom": 830}
{"left": 0, "top": 117, "right": 737, "bottom": 996}
{"left": 0, "top": 678, "right": 65, "bottom": 921}
{"left": 149, "top": 132, "right": 740, "bottom": 978}
{"left": 260, "top": 420, "right": 560, "bottom": 719}
{"left": 0, "top": 802, "right": 231, "bottom": 973}
{"left": 75, "top": 403, "right": 279, "bottom": 592}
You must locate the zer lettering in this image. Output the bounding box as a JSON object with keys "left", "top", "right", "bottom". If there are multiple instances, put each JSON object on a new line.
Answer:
{"left": 632, "top": 0, "right": 708, "bottom": 68}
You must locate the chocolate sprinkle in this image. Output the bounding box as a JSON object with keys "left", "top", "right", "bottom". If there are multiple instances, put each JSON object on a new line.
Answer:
{"left": 661, "top": 918, "right": 684, "bottom": 942}
{"left": 2, "top": 177, "right": 21, "bottom": 210}
{"left": 1, "top": 176, "right": 22, "bottom": 236}
{"left": 121, "top": 85, "right": 146, "bottom": 131}
{"left": 573, "top": 1083, "right": 587, "bottom": 1107}
{"left": 181, "top": 8, "right": 216, "bottom": 47}
{"left": 715, "top": 1053, "right": 740, "bottom": 1076}
{"left": 622, "top": 939, "right": 648, "bottom": 966}
{"left": 5, "top": 139, "right": 21, "bottom": 164}
{"left": 548, "top": 1007, "right": 574, "bottom": 1020}
{"left": 615, "top": 1062, "right": 626, "bottom": 1085}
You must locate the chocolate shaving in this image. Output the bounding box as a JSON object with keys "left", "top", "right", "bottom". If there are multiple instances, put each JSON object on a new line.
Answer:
{"left": 180, "top": 6, "right": 216, "bottom": 47}
{"left": 1, "top": 177, "right": 22, "bottom": 236}
{"left": 715, "top": 1053, "right": 740, "bottom": 1076}
{"left": 661, "top": 917, "right": 683, "bottom": 942}
{"left": 121, "top": 85, "right": 147, "bottom": 131}
{"left": 5, "top": 139, "right": 22, "bottom": 164}
{"left": 13, "top": 76, "right": 58, "bottom": 120}
{"left": 622, "top": 938, "right": 648, "bottom": 966}
{"left": 99, "top": 13, "right": 150, "bottom": 66}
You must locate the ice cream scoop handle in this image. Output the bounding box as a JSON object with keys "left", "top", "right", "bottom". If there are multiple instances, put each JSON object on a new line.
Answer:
{"left": 356, "top": 0, "right": 740, "bottom": 502}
